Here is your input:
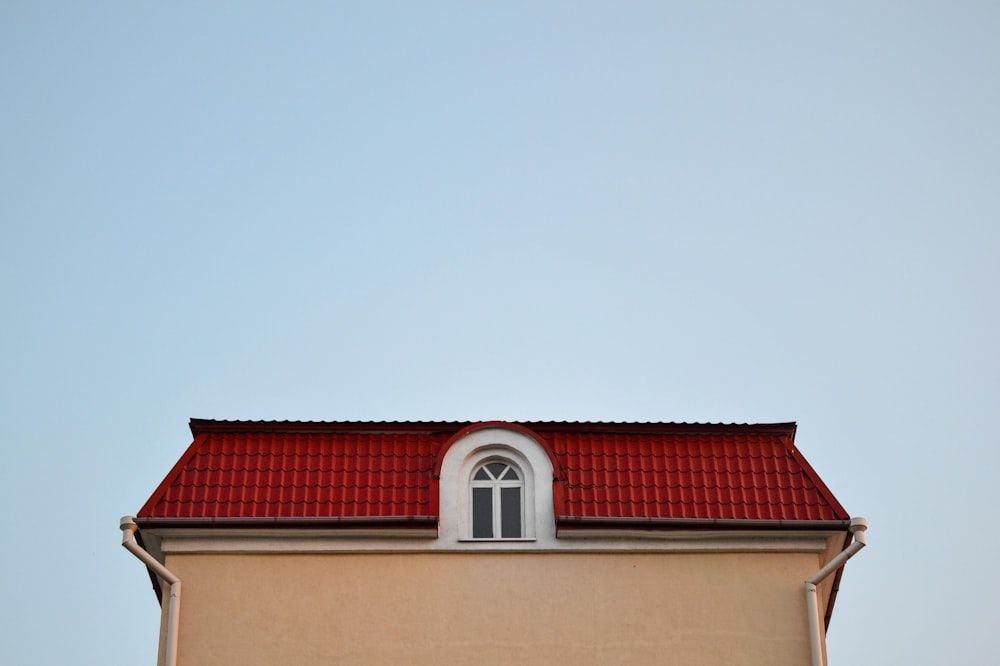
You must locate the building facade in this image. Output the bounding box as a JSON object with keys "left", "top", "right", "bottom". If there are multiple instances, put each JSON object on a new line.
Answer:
{"left": 123, "top": 420, "right": 866, "bottom": 665}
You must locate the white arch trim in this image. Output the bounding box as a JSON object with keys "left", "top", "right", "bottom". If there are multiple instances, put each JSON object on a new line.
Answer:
{"left": 438, "top": 426, "right": 556, "bottom": 548}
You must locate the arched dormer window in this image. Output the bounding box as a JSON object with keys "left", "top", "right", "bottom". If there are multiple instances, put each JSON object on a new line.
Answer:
{"left": 471, "top": 460, "right": 524, "bottom": 539}
{"left": 436, "top": 424, "right": 557, "bottom": 545}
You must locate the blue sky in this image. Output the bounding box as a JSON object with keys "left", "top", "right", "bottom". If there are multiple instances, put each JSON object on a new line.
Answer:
{"left": 2, "top": 3, "right": 998, "bottom": 664}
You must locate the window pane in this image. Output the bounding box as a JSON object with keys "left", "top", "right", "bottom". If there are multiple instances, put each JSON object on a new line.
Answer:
{"left": 500, "top": 487, "right": 521, "bottom": 538}
{"left": 473, "top": 467, "right": 490, "bottom": 481}
{"left": 501, "top": 466, "right": 519, "bottom": 480}
{"left": 472, "top": 488, "right": 493, "bottom": 538}
{"left": 486, "top": 462, "right": 506, "bottom": 479}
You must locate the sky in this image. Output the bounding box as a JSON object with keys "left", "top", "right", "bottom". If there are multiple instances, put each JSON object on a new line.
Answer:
{"left": 2, "top": 3, "right": 998, "bottom": 664}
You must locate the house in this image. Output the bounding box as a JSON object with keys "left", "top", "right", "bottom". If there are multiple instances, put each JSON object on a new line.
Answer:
{"left": 121, "top": 419, "right": 867, "bottom": 666}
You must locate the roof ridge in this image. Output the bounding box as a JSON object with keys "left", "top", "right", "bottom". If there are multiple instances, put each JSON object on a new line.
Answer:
{"left": 189, "top": 418, "right": 798, "bottom": 436}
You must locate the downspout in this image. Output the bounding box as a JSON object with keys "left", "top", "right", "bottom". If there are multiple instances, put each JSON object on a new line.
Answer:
{"left": 806, "top": 516, "right": 867, "bottom": 666}
{"left": 121, "top": 516, "right": 181, "bottom": 666}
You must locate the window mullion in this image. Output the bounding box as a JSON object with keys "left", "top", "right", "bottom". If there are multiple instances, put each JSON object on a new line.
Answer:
{"left": 520, "top": 486, "right": 525, "bottom": 535}
{"left": 492, "top": 484, "right": 502, "bottom": 538}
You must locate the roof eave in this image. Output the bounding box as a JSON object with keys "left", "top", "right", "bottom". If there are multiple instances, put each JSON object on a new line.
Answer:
{"left": 135, "top": 516, "right": 438, "bottom": 529}
{"left": 556, "top": 516, "right": 851, "bottom": 531}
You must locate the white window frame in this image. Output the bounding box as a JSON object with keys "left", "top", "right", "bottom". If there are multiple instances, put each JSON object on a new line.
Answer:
{"left": 470, "top": 458, "right": 525, "bottom": 540}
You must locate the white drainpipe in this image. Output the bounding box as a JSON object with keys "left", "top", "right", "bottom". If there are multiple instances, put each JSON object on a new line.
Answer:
{"left": 806, "top": 516, "right": 867, "bottom": 666}
{"left": 121, "top": 516, "right": 181, "bottom": 666}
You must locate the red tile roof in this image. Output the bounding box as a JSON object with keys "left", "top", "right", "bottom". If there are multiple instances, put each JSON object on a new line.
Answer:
{"left": 136, "top": 420, "right": 849, "bottom": 528}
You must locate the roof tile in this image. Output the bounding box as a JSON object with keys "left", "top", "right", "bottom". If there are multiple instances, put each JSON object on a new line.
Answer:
{"left": 137, "top": 420, "right": 849, "bottom": 525}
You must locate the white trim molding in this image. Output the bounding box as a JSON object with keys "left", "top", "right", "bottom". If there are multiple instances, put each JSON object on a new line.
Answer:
{"left": 146, "top": 528, "right": 842, "bottom": 555}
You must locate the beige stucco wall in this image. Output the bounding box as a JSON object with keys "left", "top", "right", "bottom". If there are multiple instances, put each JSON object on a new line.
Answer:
{"left": 156, "top": 550, "right": 822, "bottom": 666}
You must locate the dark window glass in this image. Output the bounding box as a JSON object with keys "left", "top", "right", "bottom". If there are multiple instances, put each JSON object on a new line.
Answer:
{"left": 486, "top": 462, "right": 507, "bottom": 478}
{"left": 501, "top": 466, "right": 519, "bottom": 480}
{"left": 472, "top": 487, "right": 493, "bottom": 538}
{"left": 500, "top": 487, "right": 521, "bottom": 538}
{"left": 473, "top": 468, "right": 491, "bottom": 481}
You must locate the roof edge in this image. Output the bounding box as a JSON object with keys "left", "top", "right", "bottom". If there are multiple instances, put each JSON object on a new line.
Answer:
{"left": 189, "top": 418, "right": 798, "bottom": 436}
{"left": 136, "top": 433, "right": 209, "bottom": 518}
{"left": 556, "top": 516, "right": 851, "bottom": 531}
{"left": 135, "top": 516, "right": 439, "bottom": 529}
{"left": 781, "top": 433, "right": 851, "bottom": 520}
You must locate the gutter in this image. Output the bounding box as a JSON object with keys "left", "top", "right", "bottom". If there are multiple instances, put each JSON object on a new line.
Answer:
{"left": 121, "top": 516, "right": 181, "bottom": 666}
{"left": 135, "top": 515, "right": 438, "bottom": 529}
{"left": 556, "top": 516, "right": 851, "bottom": 531}
{"left": 806, "top": 516, "right": 867, "bottom": 666}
